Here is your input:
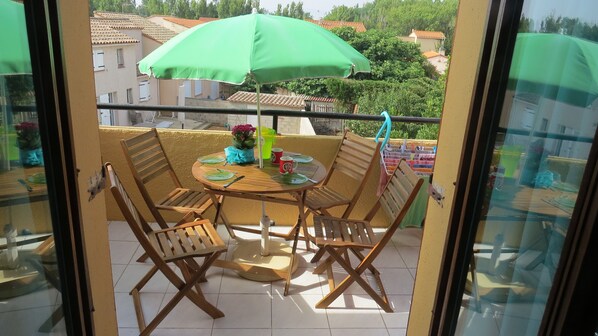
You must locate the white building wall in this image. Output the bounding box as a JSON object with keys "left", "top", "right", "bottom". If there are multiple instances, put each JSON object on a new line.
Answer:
{"left": 93, "top": 43, "right": 138, "bottom": 126}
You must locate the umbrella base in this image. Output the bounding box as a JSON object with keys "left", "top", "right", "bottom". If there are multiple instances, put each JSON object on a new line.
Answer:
{"left": 232, "top": 240, "right": 299, "bottom": 281}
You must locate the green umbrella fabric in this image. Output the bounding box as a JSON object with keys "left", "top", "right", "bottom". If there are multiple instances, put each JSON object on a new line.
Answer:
{"left": 138, "top": 12, "right": 371, "bottom": 84}
{"left": 509, "top": 33, "right": 598, "bottom": 107}
{"left": 0, "top": 0, "right": 31, "bottom": 75}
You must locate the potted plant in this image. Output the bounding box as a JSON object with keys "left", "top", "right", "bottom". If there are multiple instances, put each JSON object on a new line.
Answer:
{"left": 224, "top": 124, "right": 256, "bottom": 164}
{"left": 15, "top": 121, "right": 43, "bottom": 166}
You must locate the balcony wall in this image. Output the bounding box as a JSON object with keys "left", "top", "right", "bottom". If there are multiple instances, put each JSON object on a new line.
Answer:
{"left": 99, "top": 126, "right": 436, "bottom": 227}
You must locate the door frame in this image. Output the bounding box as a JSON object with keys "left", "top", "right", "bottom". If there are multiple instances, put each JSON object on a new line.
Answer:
{"left": 431, "top": 0, "right": 598, "bottom": 334}
{"left": 24, "top": 0, "right": 94, "bottom": 334}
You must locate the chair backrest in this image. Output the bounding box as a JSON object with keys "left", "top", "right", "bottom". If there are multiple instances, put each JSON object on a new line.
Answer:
{"left": 105, "top": 162, "right": 169, "bottom": 269}
{"left": 120, "top": 128, "right": 178, "bottom": 228}
{"left": 364, "top": 160, "right": 423, "bottom": 257}
{"left": 325, "top": 130, "right": 382, "bottom": 216}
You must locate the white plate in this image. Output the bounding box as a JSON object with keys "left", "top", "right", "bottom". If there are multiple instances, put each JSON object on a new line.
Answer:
{"left": 204, "top": 170, "right": 234, "bottom": 181}
{"left": 292, "top": 155, "right": 313, "bottom": 163}
{"left": 198, "top": 156, "right": 225, "bottom": 164}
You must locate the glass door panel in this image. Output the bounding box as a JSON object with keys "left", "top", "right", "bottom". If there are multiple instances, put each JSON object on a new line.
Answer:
{"left": 0, "top": 0, "right": 65, "bottom": 334}
{"left": 456, "top": 0, "right": 598, "bottom": 334}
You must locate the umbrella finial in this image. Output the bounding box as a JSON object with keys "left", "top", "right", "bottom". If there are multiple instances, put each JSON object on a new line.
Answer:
{"left": 252, "top": 8, "right": 258, "bottom": 14}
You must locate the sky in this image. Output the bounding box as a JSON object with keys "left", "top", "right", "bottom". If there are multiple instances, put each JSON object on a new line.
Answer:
{"left": 522, "top": 0, "right": 598, "bottom": 26}
{"left": 259, "top": 0, "right": 371, "bottom": 19}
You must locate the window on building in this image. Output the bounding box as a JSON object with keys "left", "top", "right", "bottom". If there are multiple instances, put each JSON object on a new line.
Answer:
{"left": 126, "top": 88, "right": 133, "bottom": 104}
{"left": 184, "top": 80, "right": 192, "bottom": 98}
{"left": 92, "top": 49, "right": 105, "bottom": 71}
{"left": 139, "top": 80, "right": 150, "bottom": 102}
{"left": 117, "top": 48, "right": 124, "bottom": 68}
{"left": 194, "top": 80, "right": 202, "bottom": 95}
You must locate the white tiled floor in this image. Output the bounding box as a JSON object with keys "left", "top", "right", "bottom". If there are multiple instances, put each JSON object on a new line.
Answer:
{"left": 108, "top": 220, "right": 424, "bottom": 336}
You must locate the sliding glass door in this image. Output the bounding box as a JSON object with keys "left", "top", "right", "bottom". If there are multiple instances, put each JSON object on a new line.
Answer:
{"left": 0, "top": 0, "right": 92, "bottom": 334}
{"left": 435, "top": 0, "right": 598, "bottom": 334}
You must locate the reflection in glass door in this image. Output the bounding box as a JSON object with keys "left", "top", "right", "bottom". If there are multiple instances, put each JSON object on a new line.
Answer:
{"left": 0, "top": 0, "right": 65, "bottom": 334}
{"left": 456, "top": 0, "right": 598, "bottom": 335}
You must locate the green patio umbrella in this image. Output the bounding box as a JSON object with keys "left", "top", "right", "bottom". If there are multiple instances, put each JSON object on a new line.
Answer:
{"left": 509, "top": 33, "right": 598, "bottom": 107}
{"left": 138, "top": 10, "right": 371, "bottom": 168}
{"left": 0, "top": 0, "right": 31, "bottom": 171}
{"left": 138, "top": 10, "right": 370, "bottom": 256}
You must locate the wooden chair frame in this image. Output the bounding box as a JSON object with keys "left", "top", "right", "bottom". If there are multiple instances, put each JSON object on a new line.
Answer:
{"left": 305, "top": 130, "right": 381, "bottom": 220}
{"left": 311, "top": 160, "right": 423, "bottom": 312}
{"left": 106, "top": 163, "right": 227, "bottom": 335}
{"left": 120, "top": 128, "right": 233, "bottom": 237}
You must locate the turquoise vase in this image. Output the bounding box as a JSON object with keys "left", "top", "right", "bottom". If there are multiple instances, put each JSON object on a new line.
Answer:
{"left": 19, "top": 147, "right": 44, "bottom": 167}
{"left": 224, "top": 146, "right": 255, "bottom": 164}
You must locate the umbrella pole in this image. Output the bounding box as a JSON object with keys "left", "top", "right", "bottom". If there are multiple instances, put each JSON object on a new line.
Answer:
{"left": 255, "top": 84, "right": 271, "bottom": 256}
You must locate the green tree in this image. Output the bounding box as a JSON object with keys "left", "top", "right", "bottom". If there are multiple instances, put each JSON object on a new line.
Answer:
{"left": 217, "top": 0, "right": 259, "bottom": 18}
{"left": 173, "top": 0, "right": 192, "bottom": 18}
{"left": 324, "top": 5, "right": 361, "bottom": 22}
{"left": 274, "top": 1, "right": 309, "bottom": 19}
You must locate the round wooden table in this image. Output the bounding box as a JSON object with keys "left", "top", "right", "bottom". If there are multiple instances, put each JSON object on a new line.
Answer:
{"left": 192, "top": 153, "right": 326, "bottom": 287}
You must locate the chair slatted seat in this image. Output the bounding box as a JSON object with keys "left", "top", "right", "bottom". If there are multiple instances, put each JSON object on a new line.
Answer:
{"left": 305, "top": 131, "right": 380, "bottom": 218}
{"left": 311, "top": 160, "right": 423, "bottom": 312}
{"left": 121, "top": 128, "right": 232, "bottom": 236}
{"left": 106, "top": 163, "right": 227, "bottom": 336}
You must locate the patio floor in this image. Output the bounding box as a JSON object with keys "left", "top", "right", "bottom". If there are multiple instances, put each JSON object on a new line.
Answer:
{"left": 109, "top": 221, "right": 423, "bottom": 336}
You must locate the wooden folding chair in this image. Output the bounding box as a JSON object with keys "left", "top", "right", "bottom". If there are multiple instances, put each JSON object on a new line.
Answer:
{"left": 106, "top": 163, "right": 226, "bottom": 336}
{"left": 311, "top": 160, "right": 423, "bottom": 312}
{"left": 120, "top": 128, "right": 233, "bottom": 237}
{"left": 305, "top": 130, "right": 380, "bottom": 219}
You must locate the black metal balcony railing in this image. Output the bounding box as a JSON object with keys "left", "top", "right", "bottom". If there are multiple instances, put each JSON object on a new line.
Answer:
{"left": 97, "top": 103, "right": 441, "bottom": 131}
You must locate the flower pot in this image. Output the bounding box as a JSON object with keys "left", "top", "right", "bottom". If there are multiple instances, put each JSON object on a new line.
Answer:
{"left": 19, "top": 147, "right": 44, "bottom": 167}
{"left": 224, "top": 146, "right": 255, "bottom": 164}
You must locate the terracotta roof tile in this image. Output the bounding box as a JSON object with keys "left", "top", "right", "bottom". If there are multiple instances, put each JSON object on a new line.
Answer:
{"left": 163, "top": 16, "right": 219, "bottom": 28}
{"left": 306, "top": 19, "right": 366, "bottom": 33}
{"left": 89, "top": 18, "right": 140, "bottom": 45}
{"left": 423, "top": 51, "right": 440, "bottom": 58}
{"left": 295, "top": 94, "right": 336, "bottom": 103}
{"left": 94, "top": 11, "right": 176, "bottom": 44}
{"left": 411, "top": 30, "right": 446, "bottom": 40}
{"left": 228, "top": 91, "right": 306, "bottom": 108}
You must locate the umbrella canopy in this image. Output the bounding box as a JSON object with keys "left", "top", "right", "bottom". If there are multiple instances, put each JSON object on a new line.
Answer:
{"left": 0, "top": 0, "right": 31, "bottom": 75}
{"left": 509, "top": 33, "right": 598, "bottom": 107}
{"left": 138, "top": 12, "right": 371, "bottom": 84}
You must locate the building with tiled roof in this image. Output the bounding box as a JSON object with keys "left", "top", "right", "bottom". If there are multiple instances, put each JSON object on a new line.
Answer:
{"left": 226, "top": 91, "right": 317, "bottom": 135}
{"left": 94, "top": 11, "right": 176, "bottom": 44}
{"left": 410, "top": 29, "right": 446, "bottom": 40}
{"left": 89, "top": 17, "right": 144, "bottom": 126}
{"left": 402, "top": 29, "right": 447, "bottom": 53}
{"left": 89, "top": 18, "right": 140, "bottom": 45}
{"left": 228, "top": 91, "right": 306, "bottom": 109}
{"left": 148, "top": 16, "right": 219, "bottom": 33}
{"left": 423, "top": 51, "right": 449, "bottom": 75}
{"left": 306, "top": 19, "right": 366, "bottom": 33}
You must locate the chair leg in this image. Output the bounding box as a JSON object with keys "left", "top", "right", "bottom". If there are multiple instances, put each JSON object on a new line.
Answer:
{"left": 313, "top": 247, "right": 346, "bottom": 275}
{"left": 139, "top": 254, "right": 224, "bottom": 336}
{"left": 315, "top": 246, "right": 393, "bottom": 312}
{"left": 136, "top": 252, "right": 150, "bottom": 263}
{"left": 351, "top": 248, "right": 381, "bottom": 276}
{"left": 211, "top": 194, "right": 236, "bottom": 239}
{"left": 310, "top": 248, "right": 326, "bottom": 263}
{"left": 130, "top": 265, "right": 159, "bottom": 294}
{"left": 284, "top": 216, "right": 302, "bottom": 295}
{"left": 38, "top": 304, "right": 64, "bottom": 332}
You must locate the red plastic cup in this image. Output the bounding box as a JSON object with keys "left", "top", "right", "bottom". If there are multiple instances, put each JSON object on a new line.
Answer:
{"left": 271, "top": 148, "right": 283, "bottom": 164}
{"left": 279, "top": 156, "right": 298, "bottom": 174}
